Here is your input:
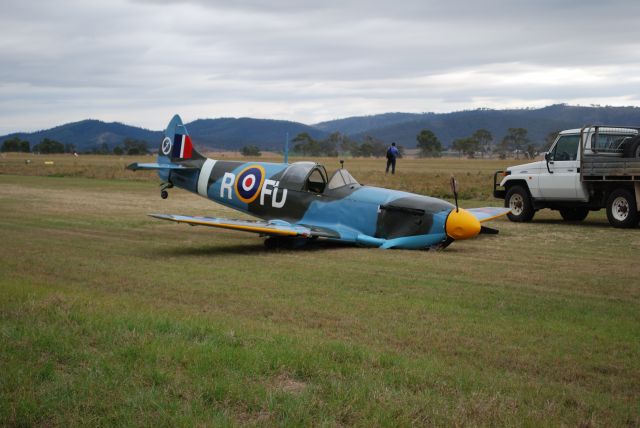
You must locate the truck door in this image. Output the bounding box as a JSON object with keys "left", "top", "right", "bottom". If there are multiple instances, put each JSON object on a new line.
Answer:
{"left": 538, "top": 135, "right": 581, "bottom": 199}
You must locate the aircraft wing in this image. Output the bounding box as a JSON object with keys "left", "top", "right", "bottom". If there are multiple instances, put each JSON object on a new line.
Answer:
{"left": 149, "top": 214, "right": 337, "bottom": 238}
{"left": 127, "top": 162, "right": 199, "bottom": 171}
{"left": 466, "top": 207, "right": 511, "bottom": 223}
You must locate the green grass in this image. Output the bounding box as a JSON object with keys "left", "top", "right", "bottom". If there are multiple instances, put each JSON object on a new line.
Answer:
{"left": 1, "top": 165, "right": 639, "bottom": 426}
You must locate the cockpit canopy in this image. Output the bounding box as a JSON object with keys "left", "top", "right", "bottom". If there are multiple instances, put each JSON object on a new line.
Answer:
{"left": 327, "top": 169, "right": 359, "bottom": 190}
{"left": 278, "top": 161, "right": 360, "bottom": 194}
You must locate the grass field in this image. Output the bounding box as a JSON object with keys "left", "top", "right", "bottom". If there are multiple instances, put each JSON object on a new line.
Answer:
{"left": 1, "top": 155, "right": 639, "bottom": 426}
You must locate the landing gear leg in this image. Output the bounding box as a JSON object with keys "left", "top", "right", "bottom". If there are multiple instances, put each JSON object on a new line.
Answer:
{"left": 160, "top": 182, "right": 173, "bottom": 200}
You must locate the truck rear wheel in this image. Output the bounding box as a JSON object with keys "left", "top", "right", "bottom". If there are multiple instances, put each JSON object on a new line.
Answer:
{"left": 559, "top": 207, "right": 589, "bottom": 221}
{"left": 606, "top": 189, "right": 638, "bottom": 228}
{"left": 505, "top": 185, "right": 535, "bottom": 222}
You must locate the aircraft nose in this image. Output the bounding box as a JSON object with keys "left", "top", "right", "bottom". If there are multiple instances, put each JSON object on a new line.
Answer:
{"left": 445, "top": 208, "right": 481, "bottom": 240}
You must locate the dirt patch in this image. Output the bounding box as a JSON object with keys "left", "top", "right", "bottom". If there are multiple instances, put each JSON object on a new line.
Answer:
{"left": 272, "top": 372, "right": 308, "bottom": 395}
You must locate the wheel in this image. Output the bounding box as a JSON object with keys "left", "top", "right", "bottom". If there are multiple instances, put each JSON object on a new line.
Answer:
{"left": 559, "top": 207, "right": 589, "bottom": 221}
{"left": 622, "top": 135, "right": 640, "bottom": 158}
{"left": 505, "top": 185, "right": 535, "bottom": 222}
{"left": 161, "top": 190, "right": 168, "bottom": 199}
{"left": 606, "top": 189, "right": 638, "bottom": 228}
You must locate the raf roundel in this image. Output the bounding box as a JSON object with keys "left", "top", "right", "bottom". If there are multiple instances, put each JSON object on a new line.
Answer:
{"left": 234, "top": 165, "right": 265, "bottom": 204}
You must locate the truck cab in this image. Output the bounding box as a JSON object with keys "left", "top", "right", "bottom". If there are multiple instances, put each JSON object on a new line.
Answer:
{"left": 494, "top": 126, "right": 640, "bottom": 228}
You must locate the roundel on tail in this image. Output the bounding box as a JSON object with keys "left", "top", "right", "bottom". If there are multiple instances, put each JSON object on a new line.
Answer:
{"left": 161, "top": 137, "right": 172, "bottom": 155}
{"left": 234, "top": 165, "right": 265, "bottom": 203}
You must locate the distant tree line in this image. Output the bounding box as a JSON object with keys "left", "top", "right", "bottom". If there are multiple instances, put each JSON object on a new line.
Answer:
{"left": 1, "top": 136, "right": 150, "bottom": 155}
{"left": 2, "top": 129, "right": 563, "bottom": 159}
{"left": 112, "top": 139, "right": 149, "bottom": 155}
{"left": 416, "top": 127, "right": 561, "bottom": 159}
{"left": 290, "top": 132, "right": 405, "bottom": 158}
{"left": 1, "top": 136, "right": 30, "bottom": 153}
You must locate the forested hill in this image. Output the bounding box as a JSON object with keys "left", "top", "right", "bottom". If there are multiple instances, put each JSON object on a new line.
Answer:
{"left": 314, "top": 104, "right": 640, "bottom": 146}
{"left": 184, "top": 118, "right": 327, "bottom": 151}
{"left": 1, "top": 120, "right": 163, "bottom": 153}
{"left": 4, "top": 104, "right": 640, "bottom": 152}
{"left": 1, "top": 118, "right": 326, "bottom": 153}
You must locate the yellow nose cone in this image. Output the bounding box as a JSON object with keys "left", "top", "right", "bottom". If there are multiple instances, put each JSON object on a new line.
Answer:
{"left": 445, "top": 208, "right": 481, "bottom": 240}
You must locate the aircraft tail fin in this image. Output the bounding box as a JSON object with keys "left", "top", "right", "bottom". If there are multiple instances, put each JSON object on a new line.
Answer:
{"left": 158, "top": 114, "right": 205, "bottom": 163}
{"left": 127, "top": 114, "right": 205, "bottom": 181}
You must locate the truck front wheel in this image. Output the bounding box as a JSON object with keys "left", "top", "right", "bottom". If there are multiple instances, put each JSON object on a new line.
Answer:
{"left": 606, "top": 189, "right": 638, "bottom": 228}
{"left": 505, "top": 185, "right": 535, "bottom": 222}
{"left": 559, "top": 207, "right": 589, "bottom": 221}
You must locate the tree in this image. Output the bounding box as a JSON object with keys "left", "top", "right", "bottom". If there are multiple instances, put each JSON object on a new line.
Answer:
{"left": 357, "top": 138, "right": 374, "bottom": 158}
{"left": 2, "top": 136, "right": 30, "bottom": 152}
{"left": 416, "top": 129, "right": 442, "bottom": 157}
{"left": 525, "top": 144, "right": 537, "bottom": 159}
{"left": 240, "top": 145, "right": 262, "bottom": 157}
{"left": 292, "top": 133, "right": 338, "bottom": 157}
{"left": 292, "top": 133, "right": 320, "bottom": 156}
{"left": 123, "top": 138, "right": 149, "bottom": 155}
{"left": 471, "top": 129, "right": 493, "bottom": 158}
{"left": 502, "top": 128, "right": 529, "bottom": 159}
{"left": 34, "top": 138, "right": 64, "bottom": 154}
{"left": 91, "top": 142, "right": 110, "bottom": 154}
{"left": 339, "top": 135, "right": 360, "bottom": 156}
{"left": 452, "top": 137, "right": 480, "bottom": 158}
{"left": 360, "top": 135, "right": 386, "bottom": 158}
{"left": 113, "top": 145, "right": 124, "bottom": 155}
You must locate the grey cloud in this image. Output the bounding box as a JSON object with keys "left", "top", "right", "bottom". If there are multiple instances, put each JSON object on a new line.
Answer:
{"left": 1, "top": 0, "right": 640, "bottom": 133}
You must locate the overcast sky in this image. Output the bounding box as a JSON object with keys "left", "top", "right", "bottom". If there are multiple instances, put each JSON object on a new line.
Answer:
{"left": 2, "top": 0, "right": 640, "bottom": 134}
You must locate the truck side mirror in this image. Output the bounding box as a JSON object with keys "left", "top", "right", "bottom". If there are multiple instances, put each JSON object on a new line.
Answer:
{"left": 544, "top": 151, "right": 554, "bottom": 174}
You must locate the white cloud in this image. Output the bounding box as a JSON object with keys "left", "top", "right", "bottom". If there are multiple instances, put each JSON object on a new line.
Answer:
{"left": 1, "top": 0, "right": 640, "bottom": 133}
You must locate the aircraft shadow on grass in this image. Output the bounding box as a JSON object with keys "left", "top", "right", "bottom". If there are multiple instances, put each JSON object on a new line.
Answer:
{"left": 128, "top": 114, "right": 510, "bottom": 251}
{"left": 156, "top": 239, "right": 356, "bottom": 257}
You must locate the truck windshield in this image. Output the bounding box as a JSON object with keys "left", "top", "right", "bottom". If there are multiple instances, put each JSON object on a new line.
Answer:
{"left": 552, "top": 135, "right": 579, "bottom": 161}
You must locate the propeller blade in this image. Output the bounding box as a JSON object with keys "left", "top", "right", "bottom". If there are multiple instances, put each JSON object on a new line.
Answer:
{"left": 480, "top": 225, "right": 500, "bottom": 235}
{"left": 450, "top": 176, "right": 459, "bottom": 212}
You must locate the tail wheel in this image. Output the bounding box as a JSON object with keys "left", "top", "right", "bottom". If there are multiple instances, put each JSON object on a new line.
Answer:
{"left": 559, "top": 207, "right": 589, "bottom": 221}
{"left": 606, "top": 189, "right": 638, "bottom": 228}
{"left": 505, "top": 185, "right": 535, "bottom": 222}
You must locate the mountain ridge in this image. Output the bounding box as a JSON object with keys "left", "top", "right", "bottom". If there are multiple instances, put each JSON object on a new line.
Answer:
{"left": 4, "top": 104, "right": 640, "bottom": 152}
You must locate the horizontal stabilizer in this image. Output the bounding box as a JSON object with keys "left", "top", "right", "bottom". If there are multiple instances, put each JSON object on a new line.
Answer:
{"left": 126, "top": 162, "right": 199, "bottom": 171}
{"left": 467, "top": 207, "right": 511, "bottom": 223}
{"left": 149, "top": 214, "right": 314, "bottom": 237}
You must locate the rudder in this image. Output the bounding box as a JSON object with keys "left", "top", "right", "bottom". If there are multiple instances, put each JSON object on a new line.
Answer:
{"left": 158, "top": 114, "right": 204, "bottom": 164}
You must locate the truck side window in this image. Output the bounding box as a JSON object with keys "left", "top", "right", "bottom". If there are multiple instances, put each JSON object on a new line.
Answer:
{"left": 551, "top": 135, "right": 579, "bottom": 161}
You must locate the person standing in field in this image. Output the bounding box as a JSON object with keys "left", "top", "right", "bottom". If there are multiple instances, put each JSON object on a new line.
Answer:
{"left": 385, "top": 142, "right": 399, "bottom": 174}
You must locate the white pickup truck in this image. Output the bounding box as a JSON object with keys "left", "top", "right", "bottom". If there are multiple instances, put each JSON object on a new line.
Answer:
{"left": 494, "top": 126, "right": 640, "bottom": 228}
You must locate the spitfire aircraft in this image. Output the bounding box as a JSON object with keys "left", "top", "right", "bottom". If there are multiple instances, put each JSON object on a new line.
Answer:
{"left": 128, "top": 115, "right": 510, "bottom": 250}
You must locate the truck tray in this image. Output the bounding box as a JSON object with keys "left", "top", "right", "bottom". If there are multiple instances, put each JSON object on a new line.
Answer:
{"left": 581, "top": 156, "right": 640, "bottom": 181}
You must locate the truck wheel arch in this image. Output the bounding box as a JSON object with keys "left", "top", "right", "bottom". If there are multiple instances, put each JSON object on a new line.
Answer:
{"left": 605, "top": 188, "right": 639, "bottom": 228}
{"left": 504, "top": 182, "right": 535, "bottom": 222}
{"left": 504, "top": 179, "right": 532, "bottom": 195}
